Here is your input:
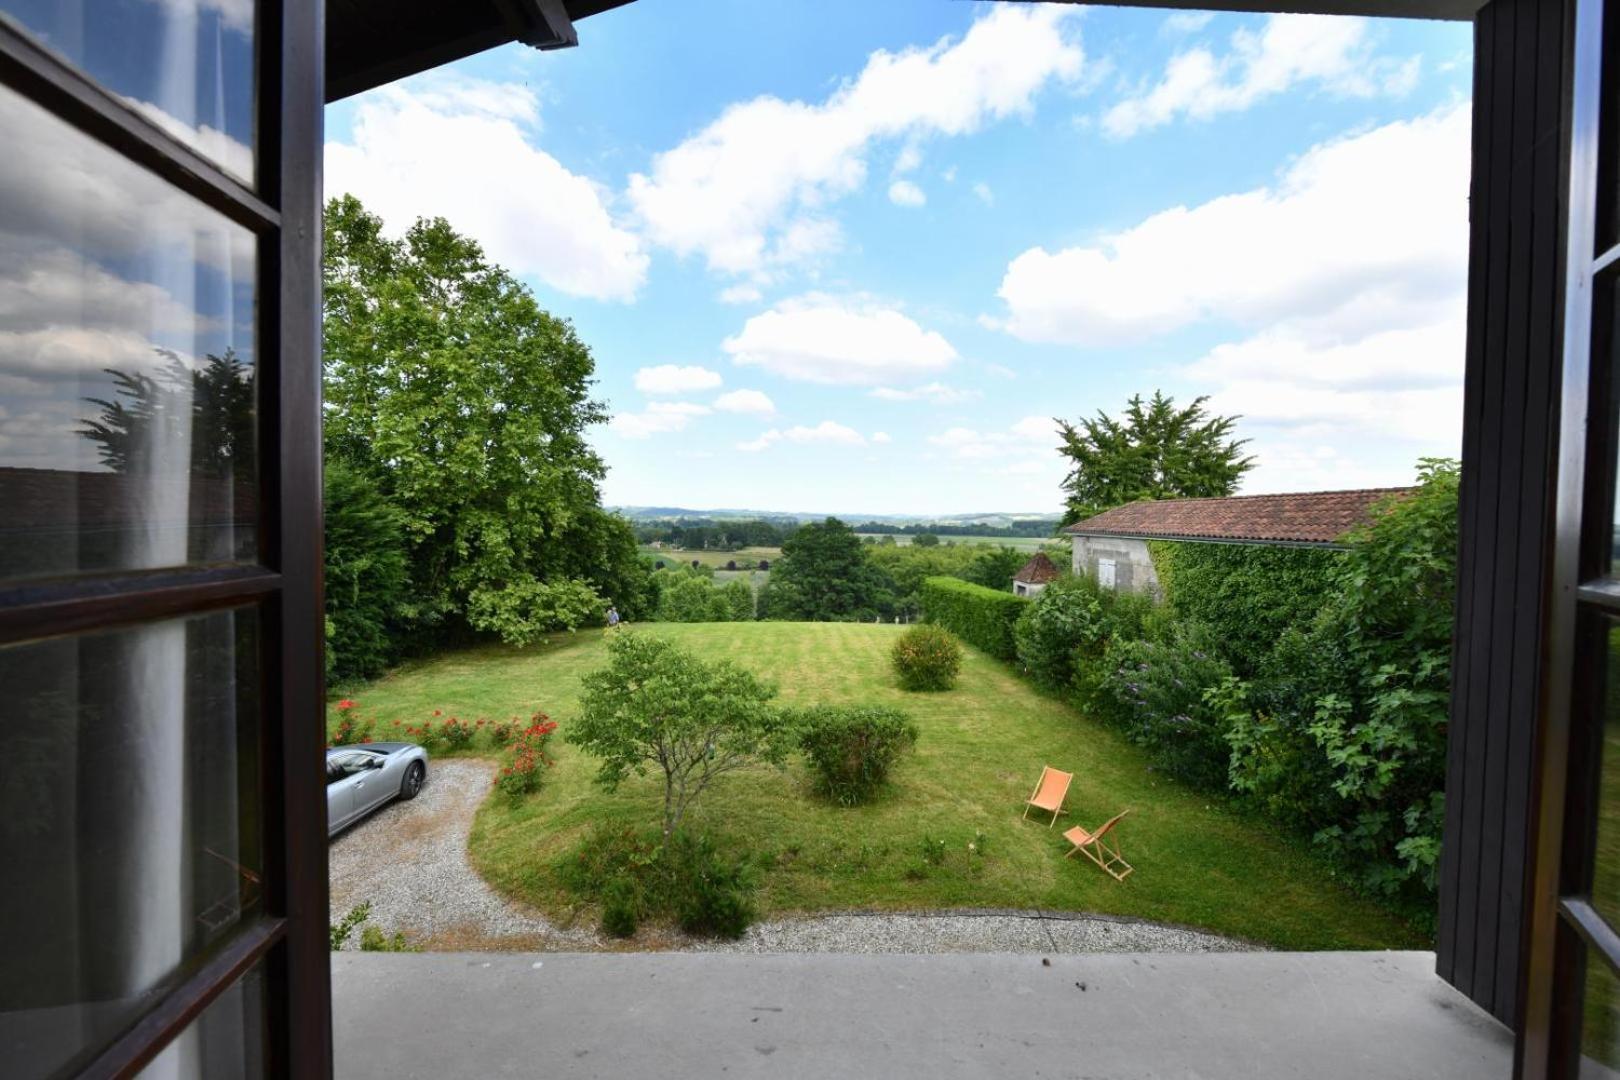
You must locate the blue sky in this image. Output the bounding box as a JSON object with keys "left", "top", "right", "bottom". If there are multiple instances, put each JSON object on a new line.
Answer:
{"left": 324, "top": 2, "right": 1474, "bottom": 516}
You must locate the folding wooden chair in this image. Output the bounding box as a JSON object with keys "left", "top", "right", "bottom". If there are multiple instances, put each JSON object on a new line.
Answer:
{"left": 1064, "top": 810, "right": 1133, "bottom": 881}
{"left": 1022, "top": 765, "right": 1073, "bottom": 828}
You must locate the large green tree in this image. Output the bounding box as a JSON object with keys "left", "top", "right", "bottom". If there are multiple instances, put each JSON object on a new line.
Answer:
{"left": 1056, "top": 391, "right": 1253, "bottom": 524}
{"left": 763, "top": 517, "right": 893, "bottom": 621}
{"left": 322, "top": 195, "right": 640, "bottom": 645}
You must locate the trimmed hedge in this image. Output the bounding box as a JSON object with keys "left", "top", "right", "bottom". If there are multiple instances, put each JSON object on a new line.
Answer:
{"left": 919, "top": 576, "right": 1028, "bottom": 660}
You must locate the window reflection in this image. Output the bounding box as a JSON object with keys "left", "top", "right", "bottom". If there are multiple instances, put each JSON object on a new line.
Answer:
{"left": 136, "top": 963, "right": 265, "bottom": 1080}
{"left": 0, "top": 0, "right": 255, "bottom": 182}
{"left": 0, "top": 608, "right": 261, "bottom": 1080}
{"left": 0, "top": 82, "right": 257, "bottom": 581}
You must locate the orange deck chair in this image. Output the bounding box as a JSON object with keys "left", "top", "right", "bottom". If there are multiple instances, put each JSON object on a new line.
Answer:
{"left": 1022, "top": 765, "right": 1073, "bottom": 828}
{"left": 1064, "top": 810, "right": 1133, "bottom": 881}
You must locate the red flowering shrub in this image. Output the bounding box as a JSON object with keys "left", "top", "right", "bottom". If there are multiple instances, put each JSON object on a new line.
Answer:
{"left": 404, "top": 720, "right": 445, "bottom": 752}
{"left": 439, "top": 716, "right": 476, "bottom": 751}
{"left": 496, "top": 714, "right": 558, "bottom": 800}
{"left": 330, "top": 710, "right": 374, "bottom": 746}
{"left": 488, "top": 718, "right": 519, "bottom": 746}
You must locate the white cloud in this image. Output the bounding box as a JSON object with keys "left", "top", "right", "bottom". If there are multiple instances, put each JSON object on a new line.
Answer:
{"left": 893, "top": 144, "right": 924, "bottom": 176}
{"left": 325, "top": 77, "right": 647, "bottom": 301}
{"left": 872, "top": 431, "right": 893, "bottom": 444}
{"left": 633, "top": 364, "right": 723, "bottom": 395}
{"left": 723, "top": 296, "right": 958, "bottom": 385}
{"left": 610, "top": 401, "right": 709, "bottom": 439}
{"left": 121, "top": 98, "right": 253, "bottom": 181}
{"left": 1162, "top": 11, "right": 1215, "bottom": 35}
{"left": 627, "top": 5, "right": 1083, "bottom": 276}
{"left": 972, "top": 182, "right": 995, "bottom": 206}
{"left": 888, "top": 180, "right": 927, "bottom": 207}
{"left": 737, "top": 420, "right": 867, "bottom": 452}
{"left": 713, "top": 388, "right": 776, "bottom": 415}
{"left": 984, "top": 363, "right": 1017, "bottom": 380}
{"left": 870, "top": 382, "right": 981, "bottom": 405}
{"left": 1103, "top": 15, "right": 1419, "bottom": 139}
{"left": 737, "top": 431, "right": 781, "bottom": 453}
{"left": 718, "top": 284, "right": 764, "bottom": 305}
{"left": 994, "top": 103, "right": 1469, "bottom": 347}
{"left": 942, "top": 165, "right": 958, "bottom": 182}
{"left": 928, "top": 415, "right": 1057, "bottom": 461}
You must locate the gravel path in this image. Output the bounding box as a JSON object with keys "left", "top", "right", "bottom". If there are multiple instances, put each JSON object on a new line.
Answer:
{"left": 328, "top": 758, "right": 601, "bottom": 951}
{"left": 689, "top": 911, "right": 1253, "bottom": 954}
{"left": 330, "top": 758, "right": 1250, "bottom": 955}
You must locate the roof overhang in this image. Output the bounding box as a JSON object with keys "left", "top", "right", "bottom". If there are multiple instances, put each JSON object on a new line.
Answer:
{"left": 325, "top": 0, "right": 1484, "bottom": 104}
{"left": 1068, "top": 531, "right": 1348, "bottom": 550}
{"left": 326, "top": 0, "right": 633, "bottom": 103}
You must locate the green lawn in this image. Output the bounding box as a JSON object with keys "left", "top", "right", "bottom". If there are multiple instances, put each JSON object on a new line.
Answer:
{"left": 331, "top": 622, "right": 1426, "bottom": 950}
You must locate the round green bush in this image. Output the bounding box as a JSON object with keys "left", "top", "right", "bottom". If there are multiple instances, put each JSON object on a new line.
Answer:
{"left": 795, "top": 705, "right": 920, "bottom": 805}
{"left": 890, "top": 623, "right": 963, "bottom": 691}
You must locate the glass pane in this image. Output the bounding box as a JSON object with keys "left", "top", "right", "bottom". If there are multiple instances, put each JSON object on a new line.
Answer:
{"left": 1595, "top": 621, "right": 1620, "bottom": 927}
{"left": 0, "top": 82, "right": 257, "bottom": 582}
{"left": 135, "top": 962, "right": 265, "bottom": 1080}
{"left": 0, "top": 0, "right": 255, "bottom": 183}
{"left": 1583, "top": 953, "right": 1620, "bottom": 1077}
{"left": 0, "top": 608, "right": 261, "bottom": 1080}
{"left": 1599, "top": 0, "right": 1618, "bottom": 252}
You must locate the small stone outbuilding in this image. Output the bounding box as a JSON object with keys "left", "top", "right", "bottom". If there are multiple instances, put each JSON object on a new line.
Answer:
{"left": 1064, "top": 487, "right": 1413, "bottom": 597}
{"left": 1012, "top": 551, "right": 1062, "bottom": 597}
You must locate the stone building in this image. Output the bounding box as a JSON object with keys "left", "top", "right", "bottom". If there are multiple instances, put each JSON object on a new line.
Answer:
{"left": 1012, "top": 551, "right": 1062, "bottom": 597}
{"left": 1064, "top": 488, "right": 1414, "bottom": 598}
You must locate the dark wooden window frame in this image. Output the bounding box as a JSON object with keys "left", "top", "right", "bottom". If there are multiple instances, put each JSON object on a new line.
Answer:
{"left": 0, "top": 1, "right": 330, "bottom": 1076}
{"left": 1520, "top": 0, "right": 1620, "bottom": 1073}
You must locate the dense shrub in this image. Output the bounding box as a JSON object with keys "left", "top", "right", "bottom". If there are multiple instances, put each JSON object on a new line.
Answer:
{"left": 890, "top": 624, "right": 963, "bottom": 691}
{"left": 1014, "top": 575, "right": 1156, "bottom": 693}
{"left": 1013, "top": 576, "right": 1104, "bottom": 690}
{"left": 1095, "top": 620, "right": 1234, "bottom": 790}
{"left": 721, "top": 579, "right": 756, "bottom": 621}
{"left": 656, "top": 573, "right": 732, "bottom": 622}
{"left": 794, "top": 705, "right": 920, "bottom": 804}
{"left": 466, "top": 577, "right": 604, "bottom": 647}
{"left": 323, "top": 461, "right": 410, "bottom": 681}
{"left": 558, "top": 824, "right": 758, "bottom": 939}
{"left": 919, "top": 576, "right": 1028, "bottom": 660}
{"left": 1215, "top": 460, "right": 1458, "bottom": 902}
{"left": 1156, "top": 542, "right": 1340, "bottom": 675}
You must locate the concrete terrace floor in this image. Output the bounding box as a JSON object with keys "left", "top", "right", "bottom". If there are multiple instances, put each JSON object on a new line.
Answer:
{"left": 333, "top": 950, "right": 1512, "bottom": 1079}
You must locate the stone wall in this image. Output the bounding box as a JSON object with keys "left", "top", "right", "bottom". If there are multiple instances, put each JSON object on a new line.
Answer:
{"left": 1070, "top": 535, "right": 1160, "bottom": 598}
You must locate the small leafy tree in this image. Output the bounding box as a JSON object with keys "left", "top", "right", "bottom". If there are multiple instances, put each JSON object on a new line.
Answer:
{"left": 912, "top": 532, "right": 941, "bottom": 548}
{"left": 1057, "top": 391, "right": 1253, "bottom": 524}
{"left": 890, "top": 624, "right": 963, "bottom": 691}
{"left": 571, "top": 634, "right": 794, "bottom": 835}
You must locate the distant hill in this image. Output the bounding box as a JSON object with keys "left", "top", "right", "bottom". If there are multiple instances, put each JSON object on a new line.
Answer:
{"left": 612, "top": 506, "right": 1062, "bottom": 528}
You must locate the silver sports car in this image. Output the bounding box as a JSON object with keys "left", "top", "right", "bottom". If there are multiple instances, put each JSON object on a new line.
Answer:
{"left": 326, "top": 743, "right": 429, "bottom": 837}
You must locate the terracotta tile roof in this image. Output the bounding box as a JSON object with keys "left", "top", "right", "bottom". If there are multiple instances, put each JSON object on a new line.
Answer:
{"left": 1014, "top": 551, "right": 1062, "bottom": 584}
{"left": 1063, "top": 488, "right": 1414, "bottom": 546}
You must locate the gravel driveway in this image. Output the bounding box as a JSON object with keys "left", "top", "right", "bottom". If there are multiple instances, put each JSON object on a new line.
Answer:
{"left": 330, "top": 758, "right": 1249, "bottom": 954}
{"left": 329, "top": 758, "right": 600, "bottom": 951}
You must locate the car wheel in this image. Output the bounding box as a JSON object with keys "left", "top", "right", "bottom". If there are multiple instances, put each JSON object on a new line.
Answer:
{"left": 400, "top": 762, "right": 425, "bottom": 800}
